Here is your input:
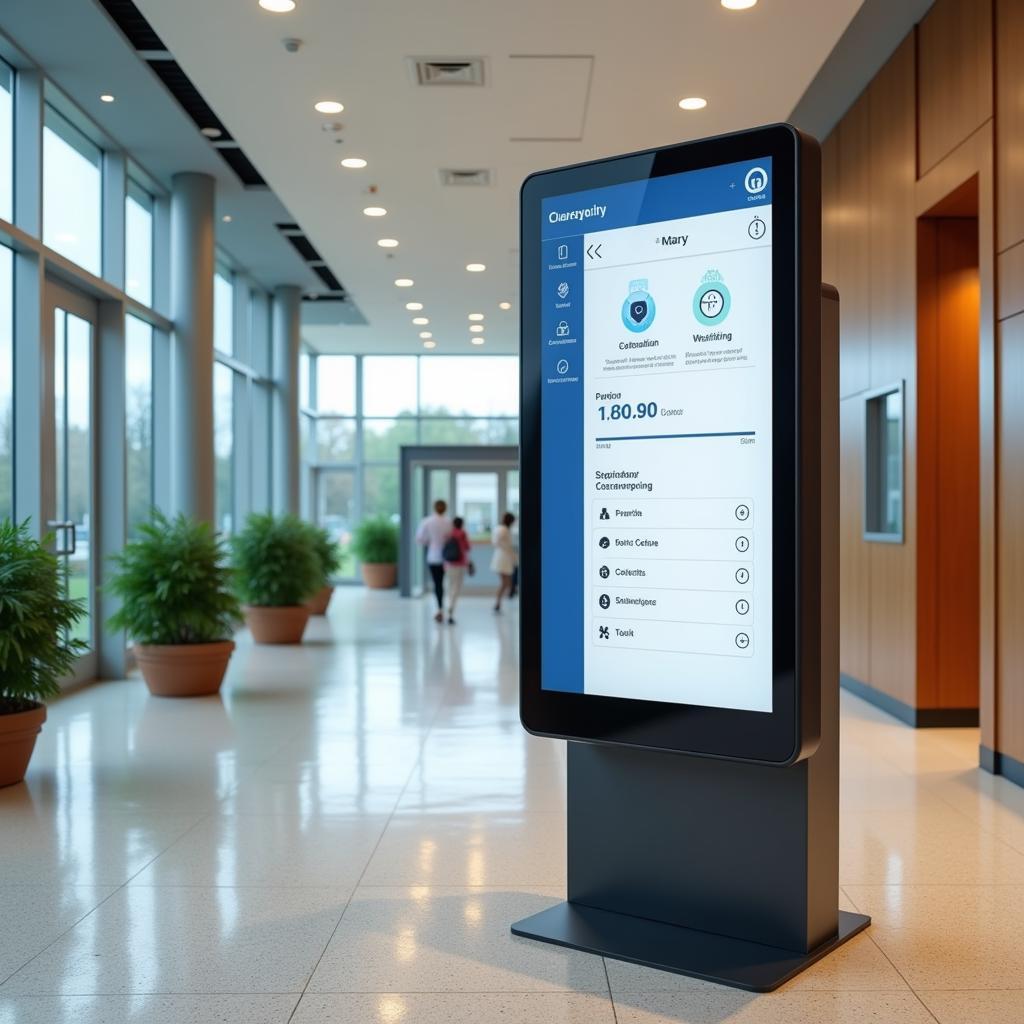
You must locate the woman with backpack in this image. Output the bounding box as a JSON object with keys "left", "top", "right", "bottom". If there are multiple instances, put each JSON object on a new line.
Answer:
{"left": 442, "top": 516, "right": 472, "bottom": 625}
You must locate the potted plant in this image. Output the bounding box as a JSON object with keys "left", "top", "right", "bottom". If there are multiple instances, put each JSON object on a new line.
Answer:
{"left": 0, "top": 519, "right": 86, "bottom": 787}
{"left": 105, "top": 511, "right": 241, "bottom": 698}
{"left": 232, "top": 512, "right": 322, "bottom": 644}
{"left": 303, "top": 523, "right": 342, "bottom": 615}
{"left": 352, "top": 516, "right": 399, "bottom": 589}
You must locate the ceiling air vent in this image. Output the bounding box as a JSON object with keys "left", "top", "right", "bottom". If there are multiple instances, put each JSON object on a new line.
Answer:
{"left": 439, "top": 168, "right": 492, "bottom": 187}
{"left": 411, "top": 58, "right": 485, "bottom": 86}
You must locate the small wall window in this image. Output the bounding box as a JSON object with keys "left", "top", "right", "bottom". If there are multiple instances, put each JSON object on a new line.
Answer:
{"left": 864, "top": 381, "right": 904, "bottom": 543}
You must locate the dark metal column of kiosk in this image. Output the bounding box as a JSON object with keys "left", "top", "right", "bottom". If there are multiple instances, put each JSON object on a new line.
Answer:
{"left": 513, "top": 287, "right": 867, "bottom": 992}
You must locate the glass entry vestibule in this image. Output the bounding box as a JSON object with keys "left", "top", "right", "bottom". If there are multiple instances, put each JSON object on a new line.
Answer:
{"left": 399, "top": 446, "right": 519, "bottom": 598}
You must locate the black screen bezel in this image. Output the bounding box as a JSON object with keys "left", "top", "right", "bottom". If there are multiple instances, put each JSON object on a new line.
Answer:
{"left": 519, "top": 123, "right": 818, "bottom": 766}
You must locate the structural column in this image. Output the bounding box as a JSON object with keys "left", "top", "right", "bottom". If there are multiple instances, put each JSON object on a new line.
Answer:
{"left": 169, "top": 172, "right": 216, "bottom": 523}
{"left": 272, "top": 284, "right": 301, "bottom": 515}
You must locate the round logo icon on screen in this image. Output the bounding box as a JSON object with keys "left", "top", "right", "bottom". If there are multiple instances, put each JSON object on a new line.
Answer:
{"left": 599, "top": 536, "right": 610, "bottom": 549}
{"left": 693, "top": 269, "right": 731, "bottom": 326}
{"left": 599, "top": 565, "right": 610, "bottom": 579}
{"left": 621, "top": 278, "right": 656, "bottom": 333}
{"left": 744, "top": 166, "right": 768, "bottom": 194}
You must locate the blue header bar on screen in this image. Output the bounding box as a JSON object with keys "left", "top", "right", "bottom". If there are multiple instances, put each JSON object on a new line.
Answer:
{"left": 540, "top": 158, "right": 771, "bottom": 239}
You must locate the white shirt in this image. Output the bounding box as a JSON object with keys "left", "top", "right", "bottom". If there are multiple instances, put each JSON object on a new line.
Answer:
{"left": 416, "top": 513, "right": 453, "bottom": 565}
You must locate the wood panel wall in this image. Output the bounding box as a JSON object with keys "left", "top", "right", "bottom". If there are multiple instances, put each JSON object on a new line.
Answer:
{"left": 825, "top": 0, "right": 1009, "bottom": 740}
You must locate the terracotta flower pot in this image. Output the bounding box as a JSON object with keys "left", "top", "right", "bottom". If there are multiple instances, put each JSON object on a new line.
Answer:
{"left": 0, "top": 701, "right": 46, "bottom": 788}
{"left": 134, "top": 641, "right": 235, "bottom": 698}
{"left": 305, "top": 584, "right": 334, "bottom": 615}
{"left": 243, "top": 605, "right": 311, "bottom": 644}
{"left": 361, "top": 562, "right": 397, "bottom": 589}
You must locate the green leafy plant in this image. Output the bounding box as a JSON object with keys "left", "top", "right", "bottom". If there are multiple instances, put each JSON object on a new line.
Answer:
{"left": 351, "top": 516, "right": 399, "bottom": 564}
{"left": 303, "top": 522, "right": 343, "bottom": 584}
{"left": 0, "top": 519, "right": 87, "bottom": 712}
{"left": 231, "top": 512, "right": 322, "bottom": 607}
{"left": 105, "top": 511, "right": 241, "bottom": 646}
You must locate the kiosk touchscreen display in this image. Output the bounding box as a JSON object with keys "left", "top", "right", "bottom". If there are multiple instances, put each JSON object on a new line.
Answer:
{"left": 541, "top": 158, "right": 774, "bottom": 713}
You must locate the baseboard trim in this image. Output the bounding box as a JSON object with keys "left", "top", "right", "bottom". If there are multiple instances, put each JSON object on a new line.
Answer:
{"left": 980, "top": 745, "right": 1024, "bottom": 788}
{"left": 839, "top": 674, "right": 979, "bottom": 728}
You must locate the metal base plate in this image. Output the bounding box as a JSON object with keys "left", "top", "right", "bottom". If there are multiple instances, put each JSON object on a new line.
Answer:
{"left": 511, "top": 903, "right": 870, "bottom": 993}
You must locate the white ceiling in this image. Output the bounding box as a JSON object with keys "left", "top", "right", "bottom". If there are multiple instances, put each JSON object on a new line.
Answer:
{"left": 134, "top": 0, "right": 864, "bottom": 355}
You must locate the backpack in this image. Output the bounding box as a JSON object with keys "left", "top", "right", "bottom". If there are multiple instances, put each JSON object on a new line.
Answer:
{"left": 442, "top": 536, "right": 462, "bottom": 562}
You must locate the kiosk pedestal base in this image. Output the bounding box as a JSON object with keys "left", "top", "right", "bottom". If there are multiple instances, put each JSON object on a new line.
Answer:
{"left": 512, "top": 903, "right": 870, "bottom": 993}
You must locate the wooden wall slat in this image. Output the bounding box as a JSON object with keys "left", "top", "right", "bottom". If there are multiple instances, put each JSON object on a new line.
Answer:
{"left": 867, "top": 37, "right": 919, "bottom": 710}
{"left": 918, "top": 0, "right": 993, "bottom": 177}
{"left": 997, "top": 242, "right": 1024, "bottom": 321}
{"left": 837, "top": 93, "right": 872, "bottom": 399}
{"left": 839, "top": 396, "right": 870, "bottom": 683}
{"left": 996, "top": 0, "right": 1024, "bottom": 251}
{"left": 997, "top": 315, "right": 1024, "bottom": 763}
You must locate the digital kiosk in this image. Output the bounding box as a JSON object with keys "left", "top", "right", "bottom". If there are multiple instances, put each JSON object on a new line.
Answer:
{"left": 513, "top": 123, "right": 869, "bottom": 991}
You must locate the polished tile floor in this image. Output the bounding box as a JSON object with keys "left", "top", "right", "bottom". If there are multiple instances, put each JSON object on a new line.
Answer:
{"left": 1, "top": 589, "right": 1023, "bottom": 1022}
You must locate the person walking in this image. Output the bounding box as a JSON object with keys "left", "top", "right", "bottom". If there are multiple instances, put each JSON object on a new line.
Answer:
{"left": 491, "top": 511, "right": 517, "bottom": 613}
{"left": 441, "top": 516, "right": 472, "bottom": 625}
{"left": 416, "top": 499, "right": 453, "bottom": 623}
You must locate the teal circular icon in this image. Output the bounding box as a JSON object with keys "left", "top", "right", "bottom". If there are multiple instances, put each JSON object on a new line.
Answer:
{"left": 622, "top": 288, "right": 655, "bottom": 332}
{"left": 693, "top": 276, "right": 731, "bottom": 325}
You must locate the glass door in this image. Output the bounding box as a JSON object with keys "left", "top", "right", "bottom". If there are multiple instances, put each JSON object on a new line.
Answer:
{"left": 454, "top": 471, "right": 500, "bottom": 589}
{"left": 45, "top": 281, "right": 97, "bottom": 682}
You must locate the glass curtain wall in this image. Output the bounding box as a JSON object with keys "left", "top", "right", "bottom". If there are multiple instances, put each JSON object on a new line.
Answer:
{"left": 303, "top": 353, "right": 518, "bottom": 574}
{"left": 213, "top": 270, "right": 274, "bottom": 535}
{"left": 0, "top": 59, "right": 12, "bottom": 222}
{"left": 125, "top": 315, "right": 153, "bottom": 535}
{"left": 43, "top": 106, "right": 102, "bottom": 275}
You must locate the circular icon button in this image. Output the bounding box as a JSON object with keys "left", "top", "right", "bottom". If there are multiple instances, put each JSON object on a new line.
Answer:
{"left": 735, "top": 567, "right": 750, "bottom": 584}
{"left": 735, "top": 536, "right": 750, "bottom": 553}
{"left": 599, "top": 565, "right": 610, "bottom": 579}
{"left": 735, "top": 632, "right": 750, "bottom": 650}
{"left": 599, "top": 536, "right": 610, "bottom": 549}
{"left": 699, "top": 288, "right": 726, "bottom": 320}
{"left": 599, "top": 594, "right": 610, "bottom": 610}
{"left": 748, "top": 216, "right": 766, "bottom": 240}
{"left": 556, "top": 358, "right": 569, "bottom": 375}
{"left": 735, "top": 599, "right": 750, "bottom": 615}
{"left": 735, "top": 504, "right": 750, "bottom": 521}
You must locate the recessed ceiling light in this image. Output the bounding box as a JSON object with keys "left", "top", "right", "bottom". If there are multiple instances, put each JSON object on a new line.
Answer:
{"left": 394, "top": 278, "right": 414, "bottom": 287}
{"left": 377, "top": 238, "right": 399, "bottom": 248}
{"left": 341, "top": 157, "right": 367, "bottom": 169}
{"left": 100, "top": 94, "right": 115, "bottom": 103}
{"left": 466, "top": 263, "right": 486, "bottom": 272}
{"left": 423, "top": 340, "right": 437, "bottom": 349}
{"left": 471, "top": 337, "right": 485, "bottom": 346}
{"left": 259, "top": 0, "right": 296, "bottom": 11}
{"left": 221, "top": 214, "right": 232, "bottom": 223}
{"left": 419, "top": 331, "right": 432, "bottom": 339}
{"left": 363, "top": 206, "right": 387, "bottom": 217}
{"left": 469, "top": 324, "right": 484, "bottom": 333}
{"left": 499, "top": 301, "right": 512, "bottom": 310}
{"left": 201, "top": 126, "right": 222, "bottom": 138}
{"left": 468, "top": 313, "right": 484, "bottom": 321}
{"left": 678, "top": 97, "right": 707, "bottom": 111}
{"left": 721, "top": 0, "right": 756, "bottom": 8}
{"left": 412, "top": 317, "right": 429, "bottom": 325}
{"left": 405, "top": 302, "right": 423, "bottom": 311}
{"left": 314, "top": 100, "right": 344, "bottom": 114}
